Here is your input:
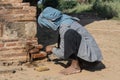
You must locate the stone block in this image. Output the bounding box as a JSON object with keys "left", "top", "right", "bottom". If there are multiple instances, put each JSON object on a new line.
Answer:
{"left": 2, "top": 22, "right": 36, "bottom": 39}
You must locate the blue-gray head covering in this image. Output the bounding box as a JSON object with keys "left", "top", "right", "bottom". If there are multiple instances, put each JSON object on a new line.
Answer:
{"left": 37, "top": 0, "right": 45, "bottom": 5}
{"left": 38, "top": 7, "right": 80, "bottom": 30}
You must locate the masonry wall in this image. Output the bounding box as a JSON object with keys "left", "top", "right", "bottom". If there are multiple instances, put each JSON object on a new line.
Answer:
{"left": 0, "top": 0, "right": 37, "bottom": 61}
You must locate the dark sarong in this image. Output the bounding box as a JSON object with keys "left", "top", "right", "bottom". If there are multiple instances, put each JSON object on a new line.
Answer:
{"left": 64, "top": 29, "right": 82, "bottom": 59}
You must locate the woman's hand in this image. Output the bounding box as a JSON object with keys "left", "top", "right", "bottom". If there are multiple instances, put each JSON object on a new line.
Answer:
{"left": 45, "top": 45, "right": 54, "bottom": 53}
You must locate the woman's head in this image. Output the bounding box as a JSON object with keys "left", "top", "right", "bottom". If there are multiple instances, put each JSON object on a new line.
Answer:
{"left": 38, "top": 7, "right": 62, "bottom": 30}
{"left": 38, "top": 7, "right": 79, "bottom": 31}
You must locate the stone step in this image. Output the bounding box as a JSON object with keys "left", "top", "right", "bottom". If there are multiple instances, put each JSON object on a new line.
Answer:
{"left": 0, "top": 0, "right": 23, "bottom": 3}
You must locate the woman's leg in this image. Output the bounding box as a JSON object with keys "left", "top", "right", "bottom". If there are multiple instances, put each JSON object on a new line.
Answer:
{"left": 60, "top": 29, "right": 82, "bottom": 75}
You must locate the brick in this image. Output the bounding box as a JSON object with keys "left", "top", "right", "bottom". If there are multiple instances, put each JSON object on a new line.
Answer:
{"left": 10, "top": 3, "right": 30, "bottom": 6}
{"left": 2, "top": 39, "right": 19, "bottom": 42}
{"left": 0, "top": 23, "right": 3, "bottom": 37}
{"left": 0, "top": 11, "right": 36, "bottom": 16}
{"left": 0, "top": 9, "right": 36, "bottom": 15}
{"left": 0, "top": 14, "right": 36, "bottom": 21}
{"left": 0, "top": 0, "right": 23, "bottom": 3}
{"left": 0, "top": 46, "right": 24, "bottom": 51}
{"left": 0, "top": 2, "right": 30, "bottom": 7}
{"left": 0, "top": 47, "right": 9, "bottom": 51}
{"left": 23, "top": 6, "right": 36, "bottom": 13}
{"left": 0, "top": 5, "right": 23, "bottom": 9}
{"left": 26, "top": 39, "right": 38, "bottom": 45}
{"left": 1, "top": 52, "right": 26, "bottom": 58}
{"left": 0, "top": 43, "right": 4, "bottom": 48}
{"left": 31, "top": 51, "right": 47, "bottom": 59}
{"left": 0, "top": 52, "right": 26, "bottom": 61}
{"left": 0, "top": 5, "right": 36, "bottom": 12}
{"left": 5, "top": 42, "right": 16, "bottom": 47}
{"left": 0, "top": 3, "right": 30, "bottom": 9}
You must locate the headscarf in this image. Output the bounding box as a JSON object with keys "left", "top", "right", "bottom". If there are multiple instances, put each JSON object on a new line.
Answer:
{"left": 38, "top": 7, "right": 79, "bottom": 31}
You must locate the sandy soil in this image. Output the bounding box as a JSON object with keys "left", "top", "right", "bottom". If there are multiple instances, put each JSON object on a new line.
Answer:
{"left": 0, "top": 20, "right": 120, "bottom": 80}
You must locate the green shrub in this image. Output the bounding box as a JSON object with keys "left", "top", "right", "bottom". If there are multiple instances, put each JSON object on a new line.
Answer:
{"left": 102, "top": 0, "right": 120, "bottom": 2}
{"left": 93, "top": 0, "right": 120, "bottom": 19}
{"left": 58, "top": 0, "right": 77, "bottom": 10}
{"left": 88, "top": 0, "right": 96, "bottom": 4}
{"left": 66, "top": 3, "right": 92, "bottom": 13}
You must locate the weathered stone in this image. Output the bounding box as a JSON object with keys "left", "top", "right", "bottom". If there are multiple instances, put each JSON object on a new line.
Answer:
{"left": 25, "top": 22, "right": 37, "bottom": 38}
{"left": 2, "top": 22, "right": 36, "bottom": 39}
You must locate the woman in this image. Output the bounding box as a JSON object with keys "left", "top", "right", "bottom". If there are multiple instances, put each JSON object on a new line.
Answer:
{"left": 38, "top": 7, "right": 103, "bottom": 75}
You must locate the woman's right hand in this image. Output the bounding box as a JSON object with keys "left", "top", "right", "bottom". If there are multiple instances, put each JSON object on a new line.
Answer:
{"left": 45, "top": 45, "right": 54, "bottom": 54}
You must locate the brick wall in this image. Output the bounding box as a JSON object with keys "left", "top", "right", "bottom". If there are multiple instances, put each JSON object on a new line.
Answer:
{"left": 0, "top": 0, "right": 37, "bottom": 61}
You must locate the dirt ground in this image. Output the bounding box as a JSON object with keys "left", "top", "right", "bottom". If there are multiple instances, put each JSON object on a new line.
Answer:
{"left": 0, "top": 20, "right": 120, "bottom": 80}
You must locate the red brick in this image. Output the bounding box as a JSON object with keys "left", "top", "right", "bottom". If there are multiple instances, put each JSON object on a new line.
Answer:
{"left": 0, "top": 47, "right": 9, "bottom": 51}
{"left": 0, "top": 23, "right": 3, "bottom": 37}
{"left": 1, "top": 14, "right": 36, "bottom": 22}
{"left": 1, "top": 52, "right": 26, "bottom": 58}
{"left": 0, "top": 9, "right": 36, "bottom": 15}
{"left": 26, "top": 39, "right": 38, "bottom": 45}
{"left": 5, "top": 42, "right": 16, "bottom": 47}
{"left": 12, "top": 47, "right": 25, "bottom": 50}
{"left": 0, "top": 0, "right": 23, "bottom": 3}
{"left": 0, "top": 43, "right": 4, "bottom": 48}
{"left": 31, "top": 51, "right": 47, "bottom": 59}
{"left": 2, "top": 39, "right": 19, "bottom": 42}
{"left": 11, "top": 3, "right": 30, "bottom": 6}
{"left": 23, "top": 6, "right": 36, "bottom": 13}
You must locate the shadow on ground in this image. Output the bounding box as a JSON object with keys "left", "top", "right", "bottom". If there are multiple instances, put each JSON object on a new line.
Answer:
{"left": 52, "top": 58, "right": 105, "bottom": 72}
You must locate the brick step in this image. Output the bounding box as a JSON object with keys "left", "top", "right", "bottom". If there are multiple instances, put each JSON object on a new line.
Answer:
{"left": 0, "top": 0, "right": 23, "bottom": 3}
{"left": 0, "top": 38, "right": 37, "bottom": 49}
{"left": 0, "top": 3, "right": 36, "bottom": 10}
{"left": 0, "top": 2, "right": 30, "bottom": 6}
{"left": 0, "top": 53, "right": 26, "bottom": 61}
{"left": 0, "top": 9, "right": 36, "bottom": 16}
{"left": 0, "top": 14, "right": 36, "bottom": 21}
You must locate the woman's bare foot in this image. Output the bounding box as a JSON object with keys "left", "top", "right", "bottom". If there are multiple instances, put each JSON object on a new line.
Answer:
{"left": 60, "top": 59, "right": 81, "bottom": 75}
{"left": 60, "top": 66, "right": 81, "bottom": 75}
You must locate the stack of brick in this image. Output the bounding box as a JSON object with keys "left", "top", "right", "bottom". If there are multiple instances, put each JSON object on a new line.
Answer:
{"left": 0, "top": 0, "right": 37, "bottom": 61}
